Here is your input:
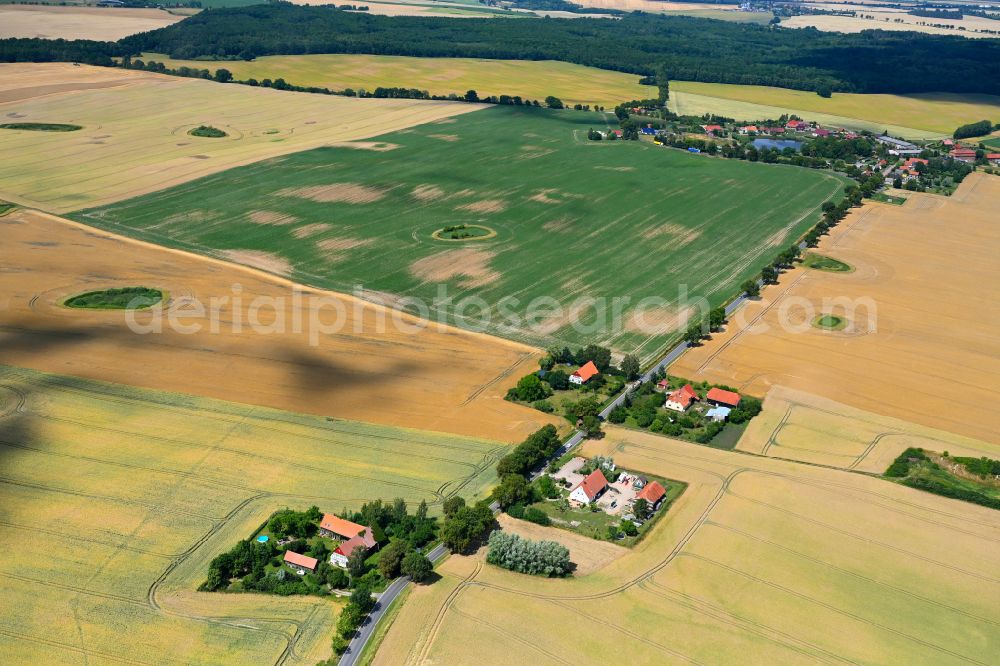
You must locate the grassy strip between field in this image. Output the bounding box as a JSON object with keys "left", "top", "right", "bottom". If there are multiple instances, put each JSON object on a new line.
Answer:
{"left": 0, "top": 200, "right": 14, "bottom": 216}
{"left": 0, "top": 122, "right": 81, "bottom": 132}
{"left": 62, "top": 286, "right": 163, "bottom": 310}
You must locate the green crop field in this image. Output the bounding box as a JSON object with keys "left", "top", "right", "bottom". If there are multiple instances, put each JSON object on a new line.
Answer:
{"left": 0, "top": 363, "right": 502, "bottom": 663}
{"left": 76, "top": 106, "right": 847, "bottom": 360}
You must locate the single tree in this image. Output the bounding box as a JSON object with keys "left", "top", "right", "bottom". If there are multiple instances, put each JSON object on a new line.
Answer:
{"left": 401, "top": 551, "right": 433, "bottom": 583}
{"left": 621, "top": 354, "right": 640, "bottom": 380}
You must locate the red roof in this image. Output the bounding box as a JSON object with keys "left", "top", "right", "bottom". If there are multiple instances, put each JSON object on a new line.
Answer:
{"left": 320, "top": 514, "right": 367, "bottom": 539}
{"left": 786, "top": 120, "right": 806, "bottom": 128}
{"left": 334, "top": 534, "right": 373, "bottom": 558}
{"left": 637, "top": 481, "right": 666, "bottom": 505}
{"left": 706, "top": 387, "right": 741, "bottom": 407}
{"left": 571, "top": 360, "right": 600, "bottom": 383}
{"left": 951, "top": 148, "right": 977, "bottom": 156}
{"left": 987, "top": 153, "right": 1000, "bottom": 160}
{"left": 703, "top": 124, "right": 723, "bottom": 132}
{"left": 666, "top": 384, "right": 698, "bottom": 409}
{"left": 283, "top": 550, "right": 318, "bottom": 571}
{"left": 573, "top": 469, "right": 608, "bottom": 501}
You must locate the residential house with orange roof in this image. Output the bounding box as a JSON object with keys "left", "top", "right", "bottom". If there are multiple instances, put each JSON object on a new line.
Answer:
{"left": 664, "top": 384, "right": 698, "bottom": 412}
{"left": 283, "top": 550, "right": 319, "bottom": 575}
{"left": 569, "top": 468, "right": 608, "bottom": 505}
{"left": 636, "top": 480, "right": 667, "bottom": 511}
{"left": 569, "top": 360, "right": 600, "bottom": 385}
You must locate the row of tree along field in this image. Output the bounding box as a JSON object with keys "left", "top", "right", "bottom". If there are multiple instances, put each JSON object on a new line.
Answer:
{"left": 3, "top": 6, "right": 1000, "bottom": 95}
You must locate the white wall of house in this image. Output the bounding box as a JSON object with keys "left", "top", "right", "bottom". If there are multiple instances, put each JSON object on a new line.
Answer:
{"left": 330, "top": 552, "right": 349, "bottom": 569}
{"left": 664, "top": 399, "right": 687, "bottom": 412}
{"left": 569, "top": 487, "right": 592, "bottom": 504}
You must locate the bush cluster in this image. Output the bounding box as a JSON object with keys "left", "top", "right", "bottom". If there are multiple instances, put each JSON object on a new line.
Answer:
{"left": 486, "top": 531, "right": 571, "bottom": 577}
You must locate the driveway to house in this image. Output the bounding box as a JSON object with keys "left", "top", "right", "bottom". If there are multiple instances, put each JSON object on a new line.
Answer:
{"left": 338, "top": 543, "right": 447, "bottom": 666}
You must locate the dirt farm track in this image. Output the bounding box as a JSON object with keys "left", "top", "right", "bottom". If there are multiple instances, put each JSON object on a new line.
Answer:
{"left": 0, "top": 209, "right": 553, "bottom": 442}
{"left": 673, "top": 173, "right": 1000, "bottom": 445}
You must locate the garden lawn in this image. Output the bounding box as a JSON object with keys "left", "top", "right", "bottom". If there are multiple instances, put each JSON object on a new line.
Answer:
{"left": 76, "top": 105, "right": 847, "bottom": 360}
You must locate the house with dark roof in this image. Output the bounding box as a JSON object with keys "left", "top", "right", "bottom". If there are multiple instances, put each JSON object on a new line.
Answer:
{"left": 570, "top": 469, "right": 608, "bottom": 505}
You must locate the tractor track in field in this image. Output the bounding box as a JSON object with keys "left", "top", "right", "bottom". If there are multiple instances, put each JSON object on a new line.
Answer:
{"left": 701, "top": 520, "right": 1000, "bottom": 627}
{"left": 636, "top": 580, "right": 855, "bottom": 666}
{"left": 671, "top": 552, "right": 993, "bottom": 666}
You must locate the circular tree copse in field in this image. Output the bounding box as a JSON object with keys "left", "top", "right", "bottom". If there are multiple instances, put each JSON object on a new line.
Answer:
{"left": 189, "top": 125, "right": 228, "bottom": 138}
{"left": 63, "top": 287, "right": 164, "bottom": 310}
{"left": 431, "top": 224, "right": 496, "bottom": 242}
{"left": 0, "top": 123, "right": 82, "bottom": 132}
{"left": 812, "top": 314, "right": 847, "bottom": 331}
{"left": 803, "top": 253, "right": 853, "bottom": 273}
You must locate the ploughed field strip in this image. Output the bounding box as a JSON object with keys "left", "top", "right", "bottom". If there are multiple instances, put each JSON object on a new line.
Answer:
{"left": 77, "top": 105, "right": 847, "bottom": 359}
{"left": 0, "top": 364, "right": 503, "bottom": 664}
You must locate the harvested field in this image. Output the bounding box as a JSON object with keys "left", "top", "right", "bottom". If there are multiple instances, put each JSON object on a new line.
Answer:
{"left": 740, "top": 386, "right": 1000, "bottom": 473}
{"left": 671, "top": 173, "right": 1000, "bottom": 444}
{"left": 78, "top": 105, "right": 848, "bottom": 360}
{"left": 0, "top": 362, "right": 504, "bottom": 663}
{"left": 0, "top": 209, "right": 553, "bottom": 442}
{"left": 0, "top": 63, "right": 478, "bottom": 212}
{"left": 140, "top": 53, "right": 657, "bottom": 109}
{"left": 373, "top": 424, "right": 1000, "bottom": 664}
{"left": 0, "top": 5, "right": 182, "bottom": 40}
{"left": 670, "top": 81, "right": 1000, "bottom": 140}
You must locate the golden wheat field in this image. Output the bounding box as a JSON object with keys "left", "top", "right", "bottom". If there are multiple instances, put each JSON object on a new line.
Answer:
{"left": 140, "top": 53, "right": 657, "bottom": 109}
{"left": 783, "top": 10, "right": 1000, "bottom": 39}
{"left": 0, "top": 5, "right": 183, "bottom": 41}
{"left": 0, "top": 363, "right": 507, "bottom": 663}
{"left": 0, "top": 63, "right": 479, "bottom": 212}
{"left": 0, "top": 208, "right": 553, "bottom": 442}
{"left": 373, "top": 424, "right": 1000, "bottom": 664}
{"left": 672, "top": 173, "right": 1000, "bottom": 445}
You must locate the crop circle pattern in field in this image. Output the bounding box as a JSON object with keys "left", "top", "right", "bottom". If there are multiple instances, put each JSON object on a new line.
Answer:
{"left": 409, "top": 220, "right": 513, "bottom": 247}
{"left": 431, "top": 224, "right": 497, "bottom": 243}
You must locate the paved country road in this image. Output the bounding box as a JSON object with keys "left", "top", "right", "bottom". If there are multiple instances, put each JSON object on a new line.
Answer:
{"left": 339, "top": 289, "right": 752, "bottom": 663}
{"left": 339, "top": 543, "right": 447, "bottom": 666}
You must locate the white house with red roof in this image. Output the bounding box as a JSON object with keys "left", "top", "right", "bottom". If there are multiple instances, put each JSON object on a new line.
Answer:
{"left": 785, "top": 119, "right": 809, "bottom": 131}
{"left": 570, "top": 469, "right": 608, "bottom": 505}
{"left": 664, "top": 384, "right": 698, "bottom": 412}
{"left": 739, "top": 125, "right": 759, "bottom": 135}
{"left": 702, "top": 124, "right": 724, "bottom": 135}
{"left": 569, "top": 360, "right": 600, "bottom": 385}
{"left": 283, "top": 550, "right": 319, "bottom": 575}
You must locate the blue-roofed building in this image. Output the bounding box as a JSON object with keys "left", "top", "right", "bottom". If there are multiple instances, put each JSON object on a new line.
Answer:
{"left": 706, "top": 406, "right": 732, "bottom": 423}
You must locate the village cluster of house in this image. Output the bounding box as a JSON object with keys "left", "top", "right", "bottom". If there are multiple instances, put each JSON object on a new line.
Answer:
{"left": 700, "top": 119, "right": 852, "bottom": 139}
{"left": 280, "top": 513, "right": 378, "bottom": 576}
{"left": 657, "top": 382, "right": 742, "bottom": 422}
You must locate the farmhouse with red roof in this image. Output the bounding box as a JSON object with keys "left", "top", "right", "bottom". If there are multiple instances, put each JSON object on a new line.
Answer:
{"left": 636, "top": 480, "right": 667, "bottom": 510}
{"left": 702, "top": 124, "right": 724, "bottom": 135}
{"left": 283, "top": 550, "right": 319, "bottom": 575}
{"left": 570, "top": 468, "right": 608, "bottom": 505}
{"left": 569, "top": 360, "right": 600, "bottom": 385}
{"left": 706, "top": 387, "right": 741, "bottom": 408}
{"left": 664, "top": 384, "right": 698, "bottom": 412}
